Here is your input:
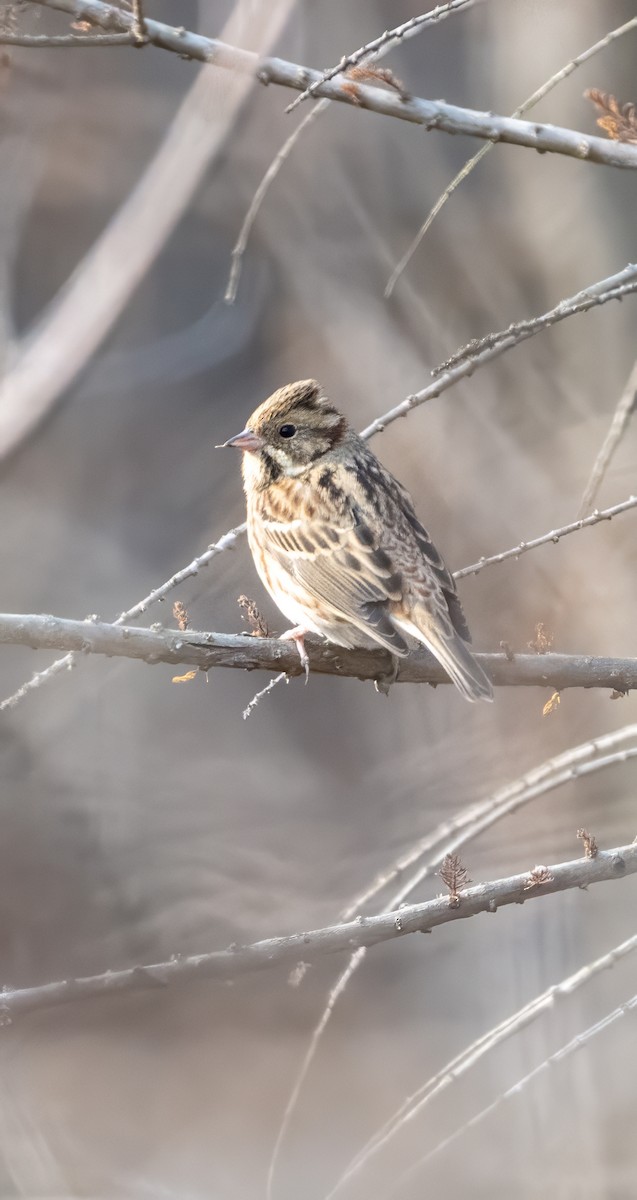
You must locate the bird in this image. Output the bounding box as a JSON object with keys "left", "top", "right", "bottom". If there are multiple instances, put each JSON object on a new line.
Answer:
{"left": 219, "top": 379, "right": 493, "bottom": 702}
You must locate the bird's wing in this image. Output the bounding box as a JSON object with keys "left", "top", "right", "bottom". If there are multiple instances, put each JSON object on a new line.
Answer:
{"left": 259, "top": 502, "right": 410, "bottom": 656}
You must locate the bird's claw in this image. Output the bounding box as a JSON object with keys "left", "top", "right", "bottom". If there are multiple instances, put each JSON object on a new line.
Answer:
{"left": 374, "top": 656, "right": 399, "bottom": 696}
{"left": 280, "top": 627, "right": 311, "bottom": 683}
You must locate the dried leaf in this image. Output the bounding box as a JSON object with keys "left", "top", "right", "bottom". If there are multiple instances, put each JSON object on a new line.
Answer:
{"left": 238, "top": 595, "right": 271, "bottom": 637}
{"left": 172, "top": 670, "right": 197, "bottom": 684}
{"left": 585, "top": 89, "right": 637, "bottom": 145}
{"left": 524, "top": 866, "right": 553, "bottom": 890}
{"left": 71, "top": 19, "right": 93, "bottom": 31}
{"left": 542, "top": 691, "right": 561, "bottom": 717}
{"left": 528, "top": 621, "right": 554, "bottom": 654}
{"left": 346, "top": 63, "right": 408, "bottom": 98}
{"left": 577, "top": 828, "right": 599, "bottom": 859}
{"left": 439, "top": 853, "right": 471, "bottom": 906}
{"left": 172, "top": 600, "right": 190, "bottom": 631}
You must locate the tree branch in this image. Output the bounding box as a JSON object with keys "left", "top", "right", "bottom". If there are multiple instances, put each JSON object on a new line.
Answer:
{"left": 0, "top": 612, "right": 636, "bottom": 692}
{"left": 1, "top": 846, "right": 635, "bottom": 1019}
{"left": 3, "top": 264, "right": 635, "bottom": 714}
{"left": 27, "top": 0, "right": 637, "bottom": 169}
{"left": 454, "top": 494, "right": 637, "bottom": 579}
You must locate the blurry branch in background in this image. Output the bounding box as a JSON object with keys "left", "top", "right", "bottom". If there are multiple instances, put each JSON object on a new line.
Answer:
{"left": 395, "top": 993, "right": 637, "bottom": 1190}
{"left": 2, "top": 262, "right": 636, "bottom": 713}
{"left": 23, "top": 0, "right": 637, "bottom": 168}
{"left": 358, "top": 262, "right": 637, "bottom": 437}
{"left": 266, "top": 729, "right": 637, "bottom": 1195}
{"left": 0, "top": 30, "right": 132, "bottom": 44}
{"left": 226, "top": 2, "right": 480, "bottom": 300}
{"left": 385, "top": 14, "right": 637, "bottom": 294}
{"left": 0, "top": 521, "right": 247, "bottom": 711}
{"left": 226, "top": 97, "right": 329, "bottom": 303}
{"left": 454, "top": 494, "right": 637, "bottom": 579}
{"left": 325, "top": 931, "right": 637, "bottom": 1199}
{"left": 578, "top": 358, "right": 637, "bottom": 518}
{"left": 1, "top": 845, "right": 636, "bottom": 1020}
{"left": 1, "top": 613, "right": 637, "bottom": 691}
{"left": 284, "top": 0, "right": 478, "bottom": 114}
{"left": 0, "top": 0, "right": 296, "bottom": 461}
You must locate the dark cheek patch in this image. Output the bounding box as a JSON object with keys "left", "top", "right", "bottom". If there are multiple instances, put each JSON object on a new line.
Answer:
{"left": 261, "top": 452, "right": 282, "bottom": 483}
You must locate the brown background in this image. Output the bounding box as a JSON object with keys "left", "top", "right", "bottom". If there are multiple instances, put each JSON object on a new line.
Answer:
{"left": 1, "top": 1, "right": 636, "bottom": 1197}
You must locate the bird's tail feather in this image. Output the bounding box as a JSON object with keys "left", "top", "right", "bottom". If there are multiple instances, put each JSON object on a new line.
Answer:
{"left": 396, "top": 617, "right": 493, "bottom": 702}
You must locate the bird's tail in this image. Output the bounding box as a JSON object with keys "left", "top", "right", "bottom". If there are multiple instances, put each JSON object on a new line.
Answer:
{"left": 397, "top": 616, "right": 494, "bottom": 702}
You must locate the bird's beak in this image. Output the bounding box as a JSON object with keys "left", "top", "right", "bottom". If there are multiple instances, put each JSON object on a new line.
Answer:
{"left": 216, "top": 428, "right": 265, "bottom": 453}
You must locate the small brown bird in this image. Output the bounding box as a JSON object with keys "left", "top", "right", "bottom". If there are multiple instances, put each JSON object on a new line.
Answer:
{"left": 220, "top": 380, "right": 493, "bottom": 702}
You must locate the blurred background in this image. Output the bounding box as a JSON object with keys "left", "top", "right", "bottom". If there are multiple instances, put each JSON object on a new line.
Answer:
{"left": 1, "top": 0, "right": 636, "bottom": 1196}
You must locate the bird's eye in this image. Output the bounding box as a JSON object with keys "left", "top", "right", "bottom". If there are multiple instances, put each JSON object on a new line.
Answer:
{"left": 279, "top": 423, "right": 297, "bottom": 438}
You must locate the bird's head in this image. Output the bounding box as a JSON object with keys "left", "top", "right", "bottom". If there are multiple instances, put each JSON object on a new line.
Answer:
{"left": 218, "top": 380, "right": 348, "bottom": 484}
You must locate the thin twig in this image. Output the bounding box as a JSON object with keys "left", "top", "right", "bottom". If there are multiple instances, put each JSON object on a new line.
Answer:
{"left": 226, "top": 1, "right": 475, "bottom": 303}
{"left": 341, "top": 723, "right": 637, "bottom": 920}
{"left": 0, "top": 0, "right": 295, "bottom": 461}
{"left": 386, "top": 14, "right": 637, "bottom": 294}
{"left": 24, "top": 0, "right": 637, "bottom": 168}
{"left": 269, "top": 728, "right": 637, "bottom": 1194}
{"left": 4, "top": 265, "right": 636, "bottom": 713}
{"left": 242, "top": 671, "right": 287, "bottom": 719}
{"left": 1, "top": 614, "right": 637, "bottom": 691}
{"left": 326, "top": 932, "right": 637, "bottom": 1199}
{"left": 393, "top": 992, "right": 637, "bottom": 1190}
{"left": 360, "top": 264, "right": 637, "bottom": 438}
{"left": 0, "top": 31, "right": 133, "bottom": 44}
{"left": 430, "top": 274, "right": 637, "bottom": 377}
{"left": 225, "top": 99, "right": 329, "bottom": 304}
{"left": 285, "top": 0, "right": 477, "bottom": 114}
{"left": 1, "top": 846, "right": 635, "bottom": 1021}
{"left": 0, "top": 523, "right": 246, "bottom": 712}
{"left": 578, "top": 358, "right": 637, "bottom": 518}
{"left": 454, "top": 494, "right": 637, "bottom": 579}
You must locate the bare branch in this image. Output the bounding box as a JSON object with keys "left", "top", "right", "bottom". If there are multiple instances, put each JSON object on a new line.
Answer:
{"left": 226, "top": 1, "right": 475, "bottom": 303}
{"left": 578, "top": 358, "right": 637, "bottom": 518}
{"left": 1, "top": 613, "right": 637, "bottom": 692}
{"left": 431, "top": 271, "right": 637, "bottom": 376}
{"left": 285, "top": 0, "right": 477, "bottom": 114}
{"left": 0, "top": 522, "right": 246, "bottom": 712}
{"left": 0, "top": 31, "right": 132, "bottom": 44}
{"left": 225, "top": 99, "right": 329, "bottom": 304}
{"left": 454, "top": 494, "right": 637, "bottom": 580}
{"left": 0, "top": 1, "right": 295, "bottom": 460}
{"left": 269, "top": 730, "right": 637, "bottom": 1196}
{"left": 3, "top": 265, "right": 636, "bottom": 713}
{"left": 396, "top": 990, "right": 637, "bottom": 1185}
{"left": 326, "top": 931, "right": 637, "bottom": 1199}
{"left": 359, "top": 263, "right": 637, "bottom": 438}
{"left": 25, "top": 0, "right": 637, "bottom": 168}
{"left": 386, "top": 14, "right": 637, "bottom": 294}
{"left": 1, "top": 846, "right": 635, "bottom": 1020}
{"left": 342, "top": 723, "right": 637, "bottom": 919}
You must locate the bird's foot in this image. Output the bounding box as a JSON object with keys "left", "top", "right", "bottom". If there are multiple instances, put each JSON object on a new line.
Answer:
{"left": 280, "top": 626, "right": 310, "bottom": 683}
{"left": 374, "top": 655, "right": 399, "bottom": 696}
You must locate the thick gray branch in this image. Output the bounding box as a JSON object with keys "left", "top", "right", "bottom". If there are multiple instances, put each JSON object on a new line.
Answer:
{"left": 1, "top": 846, "right": 635, "bottom": 1019}
{"left": 28, "top": 0, "right": 637, "bottom": 169}
{"left": 0, "top": 613, "right": 636, "bottom": 692}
